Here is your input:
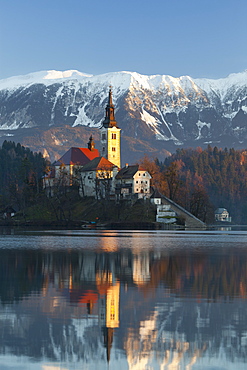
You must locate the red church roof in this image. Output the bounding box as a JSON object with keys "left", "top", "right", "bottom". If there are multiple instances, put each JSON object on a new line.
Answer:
{"left": 54, "top": 147, "right": 100, "bottom": 166}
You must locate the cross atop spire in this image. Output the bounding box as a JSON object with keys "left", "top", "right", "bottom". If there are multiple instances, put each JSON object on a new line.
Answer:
{"left": 102, "top": 87, "right": 118, "bottom": 128}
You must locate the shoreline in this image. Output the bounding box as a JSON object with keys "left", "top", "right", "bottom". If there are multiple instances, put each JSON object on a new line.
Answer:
{"left": 0, "top": 219, "right": 244, "bottom": 231}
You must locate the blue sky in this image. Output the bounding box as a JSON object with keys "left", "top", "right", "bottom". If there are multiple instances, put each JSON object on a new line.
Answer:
{"left": 1, "top": 0, "right": 247, "bottom": 80}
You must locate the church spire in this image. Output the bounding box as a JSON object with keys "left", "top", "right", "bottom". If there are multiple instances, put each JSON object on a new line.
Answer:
{"left": 100, "top": 87, "right": 121, "bottom": 168}
{"left": 108, "top": 86, "right": 113, "bottom": 106}
{"left": 102, "top": 87, "right": 118, "bottom": 128}
{"left": 87, "top": 135, "right": 95, "bottom": 151}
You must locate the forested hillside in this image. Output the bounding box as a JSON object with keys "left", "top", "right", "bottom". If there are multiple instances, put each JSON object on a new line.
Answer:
{"left": 0, "top": 141, "right": 48, "bottom": 211}
{"left": 142, "top": 146, "right": 247, "bottom": 223}
{"left": 0, "top": 140, "right": 246, "bottom": 224}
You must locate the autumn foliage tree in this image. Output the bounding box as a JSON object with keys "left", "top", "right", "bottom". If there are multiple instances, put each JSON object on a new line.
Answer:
{"left": 139, "top": 146, "right": 247, "bottom": 223}
{"left": 165, "top": 146, "right": 247, "bottom": 222}
{"left": 138, "top": 155, "right": 168, "bottom": 194}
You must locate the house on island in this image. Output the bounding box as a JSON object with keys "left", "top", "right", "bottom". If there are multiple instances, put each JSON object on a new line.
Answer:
{"left": 44, "top": 136, "right": 99, "bottom": 194}
{"left": 215, "top": 208, "right": 231, "bottom": 222}
{"left": 53, "top": 136, "right": 99, "bottom": 182}
{"left": 115, "top": 164, "right": 152, "bottom": 199}
{"left": 80, "top": 157, "right": 118, "bottom": 198}
{"left": 2, "top": 206, "right": 16, "bottom": 219}
{"left": 150, "top": 188, "right": 162, "bottom": 205}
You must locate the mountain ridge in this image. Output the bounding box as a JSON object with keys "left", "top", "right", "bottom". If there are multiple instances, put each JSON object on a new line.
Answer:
{"left": 0, "top": 69, "right": 247, "bottom": 163}
{"left": 2, "top": 68, "right": 247, "bottom": 92}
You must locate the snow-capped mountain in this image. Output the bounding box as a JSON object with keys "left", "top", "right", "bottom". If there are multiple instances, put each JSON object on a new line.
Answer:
{"left": 0, "top": 69, "right": 247, "bottom": 162}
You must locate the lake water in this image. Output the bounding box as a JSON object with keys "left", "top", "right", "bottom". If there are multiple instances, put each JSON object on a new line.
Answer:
{"left": 0, "top": 228, "right": 247, "bottom": 370}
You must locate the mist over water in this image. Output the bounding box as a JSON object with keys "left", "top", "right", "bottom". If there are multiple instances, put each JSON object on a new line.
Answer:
{"left": 0, "top": 228, "right": 247, "bottom": 369}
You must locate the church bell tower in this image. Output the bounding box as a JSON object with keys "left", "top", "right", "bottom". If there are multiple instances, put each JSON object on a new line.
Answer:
{"left": 100, "top": 87, "right": 121, "bottom": 168}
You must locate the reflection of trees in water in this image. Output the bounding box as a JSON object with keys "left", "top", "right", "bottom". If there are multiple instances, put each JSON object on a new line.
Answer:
{"left": 0, "top": 250, "right": 44, "bottom": 304}
{"left": 1, "top": 248, "right": 247, "bottom": 303}
{"left": 150, "top": 252, "right": 247, "bottom": 300}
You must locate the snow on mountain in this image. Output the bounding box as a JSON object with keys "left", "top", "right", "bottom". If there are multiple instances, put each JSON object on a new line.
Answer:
{"left": 1, "top": 68, "right": 247, "bottom": 96}
{"left": 0, "top": 70, "right": 92, "bottom": 90}
{"left": 195, "top": 70, "right": 247, "bottom": 98}
{"left": 43, "top": 69, "right": 92, "bottom": 80}
{"left": 0, "top": 68, "right": 247, "bottom": 162}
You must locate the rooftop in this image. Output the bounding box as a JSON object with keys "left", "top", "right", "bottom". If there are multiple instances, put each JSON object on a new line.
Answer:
{"left": 81, "top": 157, "right": 116, "bottom": 172}
{"left": 116, "top": 165, "right": 147, "bottom": 179}
{"left": 54, "top": 147, "right": 100, "bottom": 166}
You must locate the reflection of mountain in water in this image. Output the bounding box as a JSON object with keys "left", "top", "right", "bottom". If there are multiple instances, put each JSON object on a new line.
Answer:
{"left": 0, "top": 246, "right": 247, "bottom": 368}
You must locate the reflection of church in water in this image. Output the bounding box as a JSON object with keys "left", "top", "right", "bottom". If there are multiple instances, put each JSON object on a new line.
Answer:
{"left": 6, "top": 242, "right": 247, "bottom": 368}
{"left": 39, "top": 232, "right": 153, "bottom": 363}
{"left": 67, "top": 255, "right": 121, "bottom": 362}
{"left": 65, "top": 245, "right": 150, "bottom": 362}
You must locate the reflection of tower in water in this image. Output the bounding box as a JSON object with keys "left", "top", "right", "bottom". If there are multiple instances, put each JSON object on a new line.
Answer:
{"left": 97, "top": 270, "right": 120, "bottom": 363}
{"left": 59, "top": 247, "right": 121, "bottom": 363}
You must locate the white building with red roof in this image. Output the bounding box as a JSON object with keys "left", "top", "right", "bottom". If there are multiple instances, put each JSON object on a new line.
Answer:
{"left": 53, "top": 136, "right": 99, "bottom": 180}
{"left": 43, "top": 136, "right": 100, "bottom": 193}
{"left": 80, "top": 156, "right": 118, "bottom": 198}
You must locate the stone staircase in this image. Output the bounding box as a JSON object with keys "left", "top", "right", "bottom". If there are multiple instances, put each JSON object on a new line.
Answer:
{"left": 152, "top": 192, "right": 205, "bottom": 228}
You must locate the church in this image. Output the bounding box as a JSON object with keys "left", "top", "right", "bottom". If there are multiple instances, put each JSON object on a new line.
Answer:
{"left": 44, "top": 88, "right": 151, "bottom": 199}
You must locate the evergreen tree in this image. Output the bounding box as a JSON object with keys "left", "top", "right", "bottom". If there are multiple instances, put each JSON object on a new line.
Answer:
{"left": 0, "top": 141, "right": 48, "bottom": 211}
